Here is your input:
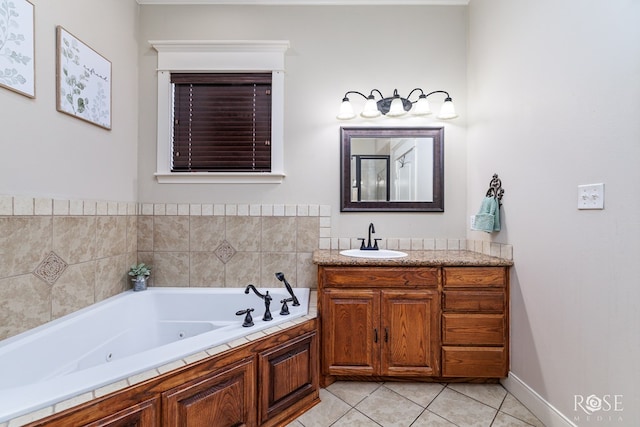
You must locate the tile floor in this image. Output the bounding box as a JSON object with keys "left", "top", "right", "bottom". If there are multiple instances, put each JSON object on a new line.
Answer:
{"left": 287, "top": 381, "right": 545, "bottom": 427}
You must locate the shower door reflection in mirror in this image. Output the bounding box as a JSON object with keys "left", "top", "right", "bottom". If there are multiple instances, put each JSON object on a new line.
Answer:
{"left": 341, "top": 127, "right": 444, "bottom": 212}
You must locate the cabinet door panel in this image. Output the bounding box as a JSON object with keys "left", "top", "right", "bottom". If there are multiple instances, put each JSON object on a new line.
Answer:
{"left": 380, "top": 290, "right": 439, "bottom": 376}
{"left": 442, "top": 314, "right": 505, "bottom": 345}
{"left": 259, "top": 332, "right": 318, "bottom": 424}
{"left": 163, "top": 357, "right": 255, "bottom": 427}
{"left": 322, "top": 289, "right": 379, "bottom": 376}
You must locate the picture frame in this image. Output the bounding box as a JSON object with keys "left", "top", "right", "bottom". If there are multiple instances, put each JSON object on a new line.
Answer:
{"left": 0, "top": 0, "right": 35, "bottom": 98}
{"left": 56, "top": 26, "right": 111, "bottom": 130}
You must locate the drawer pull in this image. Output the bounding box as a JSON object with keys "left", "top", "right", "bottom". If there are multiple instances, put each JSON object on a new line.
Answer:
{"left": 374, "top": 328, "right": 378, "bottom": 343}
{"left": 384, "top": 327, "right": 388, "bottom": 343}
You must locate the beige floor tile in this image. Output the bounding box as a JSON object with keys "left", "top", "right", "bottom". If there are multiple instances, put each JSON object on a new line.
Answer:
{"left": 295, "top": 388, "right": 351, "bottom": 427}
{"left": 499, "top": 394, "right": 545, "bottom": 427}
{"left": 492, "top": 411, "right": 536, "bottom": 426}
{"left": 327, "top": 381, "right": 383, "bottom": 406}
{"left": 332, "top": 408, "right": 382, "bottom": 426}
{"left": 428, "top": 388, "right": 497, "bottom": 427}
{"left": 355, "top": 385, "right": 423, "bottom": 427}
{"left": 447, "top": 383, "right": 507, "bottom": 409}
{"left": 383, "top": 382, "right": 445, "bottom": 407}
{"left": 411, "top": 409, "right": 458, "bottom": 426}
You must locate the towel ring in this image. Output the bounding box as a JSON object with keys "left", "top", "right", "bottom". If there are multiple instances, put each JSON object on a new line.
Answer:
{"left": 486, "top": 173, "right": 504, "bottom": 206}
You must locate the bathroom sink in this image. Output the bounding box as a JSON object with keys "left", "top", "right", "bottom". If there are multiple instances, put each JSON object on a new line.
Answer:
{"left": 339, "top": 249, "right": 408, "bottom": 259}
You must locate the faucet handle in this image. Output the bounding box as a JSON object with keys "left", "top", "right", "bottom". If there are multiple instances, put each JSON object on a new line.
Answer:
{"left": 358, "top": 238, "right": 366, "bottom": 249}
{"left": 280, "top": 298, "right": 293, "bottom": 315}
{"left": 373, "top": 238, "right": 382, "bottom": 249}
{"left": 235, "top": 308, "right": 255, "bottom": 327}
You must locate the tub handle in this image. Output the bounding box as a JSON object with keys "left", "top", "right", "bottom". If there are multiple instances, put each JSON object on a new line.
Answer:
{"left": 235, "top": 308, "right": 255, "bottom": 327}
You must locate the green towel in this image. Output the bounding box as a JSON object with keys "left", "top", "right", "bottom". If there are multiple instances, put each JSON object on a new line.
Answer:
{"left": 472, "top": 196, "right": 500, "bottom": 233}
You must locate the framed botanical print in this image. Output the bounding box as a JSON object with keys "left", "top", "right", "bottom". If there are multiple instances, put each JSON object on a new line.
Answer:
{"left": 0, "top": 0, "right": 35, "bottom": 98}
{"left": 56, "top": 26, "right": 111, "bottom": 130}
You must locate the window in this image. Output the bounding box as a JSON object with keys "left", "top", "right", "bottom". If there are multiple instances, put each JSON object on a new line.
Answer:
{"left": 152, "top": 40, "right": 289, "bottom": 183}
{"left": 171, "top": 73, "right": 272, "bottom": 173}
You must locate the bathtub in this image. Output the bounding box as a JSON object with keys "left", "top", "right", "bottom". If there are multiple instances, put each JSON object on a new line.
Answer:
{"left": 0, "top": 286, "right": 310, "bottom": 422}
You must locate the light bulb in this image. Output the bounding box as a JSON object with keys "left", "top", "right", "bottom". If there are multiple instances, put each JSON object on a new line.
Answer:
{"left": 437, "top": 97, "right": 458, "bottom": 120}
{"left": 361, "top": 97, "right": 381, "bottom": 118}
{"left": 337, "top": 98, "right": 356, "bottom": 120}
{"left": 387, "top": 96, "right": 407, "bottom": 117}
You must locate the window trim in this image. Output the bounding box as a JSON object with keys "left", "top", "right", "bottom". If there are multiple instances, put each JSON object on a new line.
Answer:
{"left": 151, "top": 40, "right": 289, "bottom": 184}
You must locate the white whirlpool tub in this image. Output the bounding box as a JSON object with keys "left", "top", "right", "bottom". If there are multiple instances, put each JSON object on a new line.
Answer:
{"left": 0, "top": 286, "right": 310, "bottom": 422}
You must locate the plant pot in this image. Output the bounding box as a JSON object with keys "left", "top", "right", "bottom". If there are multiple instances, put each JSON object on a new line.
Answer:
{"left": 132, "top": 276, "right": 148, "bottom": 292}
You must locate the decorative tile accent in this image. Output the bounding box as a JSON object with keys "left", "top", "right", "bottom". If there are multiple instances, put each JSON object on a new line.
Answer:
{"left": 214, "top": 240, "right": 236, "bottom": 264}
{"left": 34, "top": 252, "right": 68, "bottom": 285}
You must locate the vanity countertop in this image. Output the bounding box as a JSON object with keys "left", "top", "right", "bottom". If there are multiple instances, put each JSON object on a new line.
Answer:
{"left": 312, "top": 249, "right": 513, "bottom": 267}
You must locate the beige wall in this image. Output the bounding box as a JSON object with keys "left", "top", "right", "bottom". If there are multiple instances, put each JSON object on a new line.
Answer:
{"left": 0, "top": 0, "right": 139, "bottom": 202}
{"left": 468, "top": 0, "right": 640, "bottom": 424}
{"left": 137, "top": 5, "right": 469, "bottom": 240}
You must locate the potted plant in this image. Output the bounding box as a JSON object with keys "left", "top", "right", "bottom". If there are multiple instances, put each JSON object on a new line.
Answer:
{"left": 128, "top": 263, "right": 151, "bottom": 291}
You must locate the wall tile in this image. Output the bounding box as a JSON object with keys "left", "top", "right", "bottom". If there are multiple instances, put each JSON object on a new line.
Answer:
{"left": 297, "top": 252, "right": 317, "bottom": 289}
{"left": 152, "top": 252, "right": 190, "bottom": 286}
{"left": 96, "top": 216, "right": 127, "bottom": 258}
{"left": 0, "top": 217, "right": 52, "bottom": 277}
{"left": 190, "top": 216, "right": 226, "bottom": 252}
{"left": 189, "top": 252, "right": 225, "bottom": 287}
{"left": 261, "top": 252, "right": 297, "bottom": 287}
{"left": 153, "top": 216, "right": 189, "bottom": 252}
{"left": 262, "top": 217, "right": 296, "bottom": 252}
{"left": 226, "top": 216, "right": 261, "bottom": 251}
{"left": 137, "top": 216, "right": 154, "bottom": 252}
{"left": 0, "top": 274, "right": 51, "bottom": 340}
{"left": 13, "top": 196, "right": 34, "bottom": 215}
{"left": 53, "top": 216, "right": 96, "bottom": 264}
{"left": 52, "top": 261, "right": 96, "bottom": 319}
{"left": 297, "top": 217, "right": 319, "bottom": 252}
{"left": 0, "top": 195, "right": 12, "bottom": 215}
{"left": 224, "top": 252, "right": 260, "bottom": 287}
{"left": 126, "top": 216, "right": 137, "bottom": 253}
{"left": 95, "top": 255, "right": 128, "bottom": 301}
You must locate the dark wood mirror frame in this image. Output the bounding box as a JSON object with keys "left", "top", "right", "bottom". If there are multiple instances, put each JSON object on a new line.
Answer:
{"left": 340, "top": 126, "right": 444, "bottom": 212}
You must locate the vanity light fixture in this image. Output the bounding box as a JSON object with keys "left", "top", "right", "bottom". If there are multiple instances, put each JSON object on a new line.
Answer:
{"left": 337, "top": 88, "right": 458, "bottom": 120}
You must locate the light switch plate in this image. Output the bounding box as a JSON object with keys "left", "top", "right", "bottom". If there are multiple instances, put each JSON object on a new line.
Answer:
{"left": 578, "top": 183, "right": 604, "bottom": 209}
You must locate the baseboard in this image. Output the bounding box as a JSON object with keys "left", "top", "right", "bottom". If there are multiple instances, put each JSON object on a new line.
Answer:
{"left": 502, "top": 372, "right": 577, "bottom": 427}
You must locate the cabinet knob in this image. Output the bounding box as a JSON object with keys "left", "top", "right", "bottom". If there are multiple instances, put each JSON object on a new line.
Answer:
{"left": 374, "top": 328, "right": 378, "bottom": 343}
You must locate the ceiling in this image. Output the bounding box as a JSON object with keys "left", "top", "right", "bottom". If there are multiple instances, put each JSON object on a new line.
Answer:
{"left": 136, "top": 0, "right": 469, "bottom": 5}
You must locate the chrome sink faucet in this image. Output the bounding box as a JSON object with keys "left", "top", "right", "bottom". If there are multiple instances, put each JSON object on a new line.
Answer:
{"left": 244, "top": 284, "right": 273, "bottom": 321}
{"left": 359, "top": 222, "right": 381, "bottom": 250}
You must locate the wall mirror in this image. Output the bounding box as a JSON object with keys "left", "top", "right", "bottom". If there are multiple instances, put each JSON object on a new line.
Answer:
{"left": 341, "top": 127, "right": 444, "bottom": 212}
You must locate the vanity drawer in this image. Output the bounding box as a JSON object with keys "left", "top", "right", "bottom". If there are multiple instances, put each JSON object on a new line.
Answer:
{"left": 321, "top": 267, "right": 439, "bottom": 288}
{"left": 442, "top": 314, "right": 505, "bottom": 345}
{"left": 443, "top": 267, "right": 506, "bottom": 288}
{"left": 442, "top": 346, "right": 507, "bottom": 377}
{"left": 443, "top": 291, "right": 505, "bottom": 312}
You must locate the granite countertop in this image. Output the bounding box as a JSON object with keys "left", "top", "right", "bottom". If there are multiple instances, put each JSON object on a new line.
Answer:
{"left": 312, "top": 249, "right": 513, "bottom": 267}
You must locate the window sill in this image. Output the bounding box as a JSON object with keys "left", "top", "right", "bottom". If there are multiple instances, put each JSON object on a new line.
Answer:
{"left": 154, "top": 172, "right": 286, "bottom": 184}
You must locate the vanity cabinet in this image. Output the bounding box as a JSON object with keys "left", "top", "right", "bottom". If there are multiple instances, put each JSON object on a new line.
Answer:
{"left": 441, "top": 267, "right": 509, "bottom": 377}
{"left": 320, "top": 267, "right": 440, "bottom": 380}
{"left": 316, "top": 261, "right": 510, "bottom": 383}
{"left": 82, "top": 398, "right": 159, "bottom": 427}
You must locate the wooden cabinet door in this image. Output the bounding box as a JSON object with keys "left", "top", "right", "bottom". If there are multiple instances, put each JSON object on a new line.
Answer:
{"left": 162, "top": 357, "right": 256, "bottom": 427}
{"left": 322, "top": 289, "right": 380, "bottom": 376}
{"left": 258, "top": 331, "right": 318, "bottom": 426}
{"left": 380, "top": 290, "right": 439, "bottom": 376}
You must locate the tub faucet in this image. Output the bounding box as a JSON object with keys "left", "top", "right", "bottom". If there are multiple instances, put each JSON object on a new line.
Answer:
{"left": 275, "top": 272, "right": 300, "bottom": 306}
{"left": 244, "top": 284, "right": 273, "bottom": 321}
{"left": 359, "top": 222, "right": 380, "bottom": 250}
